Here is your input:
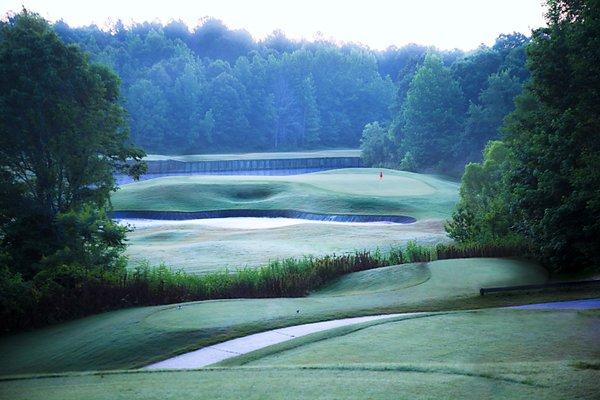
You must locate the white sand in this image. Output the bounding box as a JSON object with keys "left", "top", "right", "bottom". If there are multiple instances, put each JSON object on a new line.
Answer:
{"left": 117, "top": 217, "right": 399, "bottom": 230}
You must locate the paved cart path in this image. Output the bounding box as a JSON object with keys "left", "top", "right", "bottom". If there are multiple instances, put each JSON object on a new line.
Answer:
{"left": 144, "top": 313, "right": 413, "bottom": 370}
{"left": 511, "top": 297, "right": 600, "bottom": 310}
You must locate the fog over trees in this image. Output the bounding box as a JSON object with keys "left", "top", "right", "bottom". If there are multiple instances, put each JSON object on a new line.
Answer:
{"left": 53, "top": 19, "right": 528, "bottom": 174}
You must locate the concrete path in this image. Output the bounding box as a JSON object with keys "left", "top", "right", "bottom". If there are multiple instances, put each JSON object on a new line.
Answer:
{"left": 144, "top": 313, "right": 414, "bottom": 370}
{"left": 511, "top": 298, "right": 600, "bottom": 310}
{"left": 144, "top": 298, "right": 600, "bottom": 371}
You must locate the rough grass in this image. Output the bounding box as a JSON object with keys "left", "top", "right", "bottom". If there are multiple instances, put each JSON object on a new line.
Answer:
{"left": 0, "top": 258, "right": 553, "bottom": 375}
{"left": 144, "top": 149, "right": 362, "bottom": 161}
{"left": 111, "top": 169, "right": 459, "bottom": 220}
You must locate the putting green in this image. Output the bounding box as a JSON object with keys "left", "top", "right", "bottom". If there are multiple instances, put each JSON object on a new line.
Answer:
{"left": 0, "top": 258, "right": 549, "bottom": 375}
{"left": 112, "top": 169, "right": 459, "bottom": 220}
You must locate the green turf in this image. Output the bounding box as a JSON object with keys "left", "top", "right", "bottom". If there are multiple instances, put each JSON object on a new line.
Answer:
{"left": 144, "top": 149, "right": 361, "bottom": 161}
{"left": 2, "top": 310, "right": 598, "bottom": 399}
{"left": 112, "top": 168, "right": 459, "bottom": 220}
{"left": 2, "top": 366, "right": 583, "bottom": 400}
{"left": 240, "top": 309, "right": 600, "bottom": 367}
{"left": 0, "top": 258, "right": 551, "bottom": 375}
{"left": 209, "top": 308, "right": 600, "bottom": 399}
{"left": 124, "top": 219, "right": 449, "bottom": 273}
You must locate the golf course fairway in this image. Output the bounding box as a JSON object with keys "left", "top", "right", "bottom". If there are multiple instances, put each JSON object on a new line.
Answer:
{"left": 121, "top": 218, "right": 448, "bottom": 273}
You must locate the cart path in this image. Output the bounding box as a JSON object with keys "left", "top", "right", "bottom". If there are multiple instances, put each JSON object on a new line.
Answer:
{"left": 511, "top": 297, "right": 600, "bottom": 310}
{"left": 143, "top": 313, "right": 415, "bottom": 370}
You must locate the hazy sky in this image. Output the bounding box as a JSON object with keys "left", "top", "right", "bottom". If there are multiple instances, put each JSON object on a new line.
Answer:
{"left": 2, "top": 0, "right": 547, "bottom": 50}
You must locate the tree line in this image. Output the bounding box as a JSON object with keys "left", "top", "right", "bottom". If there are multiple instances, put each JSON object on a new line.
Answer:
{"left": 361, "top": 33, "right": 529, "bottom": 175}
{"left": 55, "top": 20, "right": 400, "bottom": 153}
{"left": 54, "top": 19, "right": 528, "bottom": 164}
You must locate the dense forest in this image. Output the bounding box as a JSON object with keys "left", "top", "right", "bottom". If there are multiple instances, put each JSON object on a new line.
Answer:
{"left": 447, "top": 0, "right": 600, "bottom": 273}
{"left": 54, "top": 19, "right": 528, "bottom": 172}
{"left": 361, "top": 34, "right": 529, "bottom": 173}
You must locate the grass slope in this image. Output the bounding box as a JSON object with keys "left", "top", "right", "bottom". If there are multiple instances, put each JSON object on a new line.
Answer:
{"left": 0, "top": 258, "right": 552, "bottom": 375}
{"left": 144, "top": 149, "right": 361, "bottom": 162}
{"left": 112, "top": 169, "right": 459, "bottom": 220}
{"left": 2, "top": 309, "right": 598, "bottom": 399}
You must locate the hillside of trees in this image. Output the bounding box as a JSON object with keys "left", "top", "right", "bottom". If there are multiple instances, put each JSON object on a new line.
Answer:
{"left": 54, "top": 20, "right": 527, "bottom": 169}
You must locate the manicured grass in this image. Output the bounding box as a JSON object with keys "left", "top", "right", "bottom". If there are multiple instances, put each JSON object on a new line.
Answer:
{"left": 239, "top": 309, "right": 600, "bottom": 367}
{"left": 144, "top": 149, "right": 362, "bottom": 162}
{"left": 0, "top": 366, "right": 574, "bottom": 400}
{"left": 124, "top": 219, "right": 449, "bottom": 273}
{"left": 2, "top": 310, "right": 598, "bottom": 399}
{"left": 0, "top": 258, "right": 551, "bottom": 375}
{"left": 112, "top": 169, "right": 459, "bottom": 220}
{"left": 210, "top": 308, "right": 600, "bottom": 399}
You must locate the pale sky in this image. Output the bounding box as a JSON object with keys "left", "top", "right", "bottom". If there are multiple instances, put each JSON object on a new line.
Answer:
{"left": 2, "top": 0, "right": 547, "bottom": 50}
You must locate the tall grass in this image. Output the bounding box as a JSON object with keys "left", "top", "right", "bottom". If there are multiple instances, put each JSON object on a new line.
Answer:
{"left": 1, "top": 241, "right": 526, "bottom": 333}
{"left": 52, "top": 241, "right": 527, "bottom": 304}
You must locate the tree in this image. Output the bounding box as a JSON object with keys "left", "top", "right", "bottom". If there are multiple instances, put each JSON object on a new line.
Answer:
{"left": 451, "top": 47, "right": 502, "bottom": 105}
{"left": 502, "top": 0, "right": 600, "bottom": 272}
{"left": 445, "top": 141, "right": 520, "bottom": 244}
{"left": 397, "top": 53, "right": 466, "bottom": 171}
{"left": 461, "top": 71, "right": 522, "bottom": 163}
{"left": 449, "top": 0, "right": 600, "bottom": 273}
{"left": 0, "top": 11, "right": 145, "bottom": 277}
{"left": 204, "top": 71, "right": 250, "bottom": 150}
{"left": 126, "top": 79, "right": 169, "bottom": 151}
{"left": 360, "top": 122, "right": 393, "bottom": 167}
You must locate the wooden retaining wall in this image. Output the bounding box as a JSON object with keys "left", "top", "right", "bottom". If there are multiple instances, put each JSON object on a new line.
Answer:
{"left": 144, "top": 157, "right": 362, "bottom": 174}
